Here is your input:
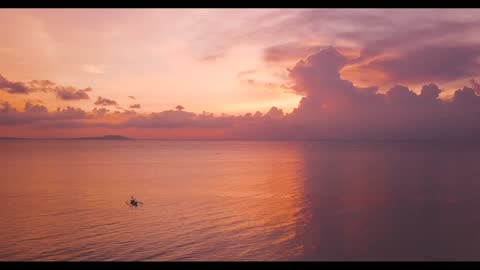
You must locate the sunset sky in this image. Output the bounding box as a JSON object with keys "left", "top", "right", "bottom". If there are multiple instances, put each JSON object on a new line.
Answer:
{"left": 2, "top": 9, "right": 480, "bottom": 139}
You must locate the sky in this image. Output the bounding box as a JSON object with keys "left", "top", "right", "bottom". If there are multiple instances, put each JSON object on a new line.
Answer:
{"left": 2, "top": 9, "right": 480, "bottom": 140}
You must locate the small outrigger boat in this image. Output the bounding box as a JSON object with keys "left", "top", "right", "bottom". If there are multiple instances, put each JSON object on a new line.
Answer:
{"left": 126, "top": 196, "right": 143, "bottom": 208}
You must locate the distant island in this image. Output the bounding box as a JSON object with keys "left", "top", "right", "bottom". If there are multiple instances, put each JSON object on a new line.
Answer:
{"left": 0, "top": 135, "right": 133, "bottom": 140}
{"left": 70, "top": 135, "right": 132, "bottom": 140}
{"left": 0, "top": 137, "right": 29, "bottom": 140}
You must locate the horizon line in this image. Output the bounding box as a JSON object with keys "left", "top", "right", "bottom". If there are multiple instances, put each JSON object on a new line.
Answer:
{"left": 2, "top": 136, "right": 480, "bottom": 144}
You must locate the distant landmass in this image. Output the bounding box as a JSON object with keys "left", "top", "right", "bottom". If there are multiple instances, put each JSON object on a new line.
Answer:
{"left": 70, "top": 135, "right": 132, "bottom": 140}
{"left": 0, "top": 135, "right": 132, "bottom": 140}
{"left": 0, "top": 137, "right": 29, "bottom": 140}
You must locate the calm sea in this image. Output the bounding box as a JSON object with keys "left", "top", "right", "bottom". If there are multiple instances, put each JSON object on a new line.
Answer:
{"left": 2, "top": 140, "right": 480, "bottom": 261}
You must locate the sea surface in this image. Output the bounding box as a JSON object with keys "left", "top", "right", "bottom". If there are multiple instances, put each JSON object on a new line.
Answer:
{"left": 2, "top": 140, "right": 480, "bottom": 261}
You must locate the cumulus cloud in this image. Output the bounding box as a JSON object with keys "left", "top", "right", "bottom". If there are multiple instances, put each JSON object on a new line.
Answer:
{"left": 128, "top": 96, "right": 136, "bottom": 100}
{"left": 130, "top": 104, "right": 141, "bottom": 109}
{"left": 122, "top": 109, "right": 233, "bottom": 129}
{"left": 28, "top": 80, "right": 57, "bottom": 92}
{"left": 470, "top": 78, "right": 480, "bottom": 95}
{"left": 4, "top": 47, "right": 480, "bottom": 141}
{"left": 0, "top": 74, "right": 30, "bottom": 94}
{"left": 92, "top": 107, "right": 110, "bottom": 117}
{"left": 0, "top": 101, "right": 87, "bottom": 126}
{"left": 55, "top": 87, "right": 92, "bottom": 100}
{"left": 362, "top": 46, "right": 480, "bottom": 84}
{"left": 0, "top": 73, "right": 93, "bottom": 100}
{"left": 94, "top": 96, "right": 118, "bottom": 106}
{"left": 241, "top": 10, "right": 480, "bottom": 87}
{"left": 0, "top": 102, "right": 240, "bottom": 132}
{"left": 255, "top": 47, "right": 480, "bottom": 141}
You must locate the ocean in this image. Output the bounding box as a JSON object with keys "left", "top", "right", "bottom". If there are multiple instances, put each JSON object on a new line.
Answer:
{"left": 2, "top": 140, "right": 480, "bottom": 261}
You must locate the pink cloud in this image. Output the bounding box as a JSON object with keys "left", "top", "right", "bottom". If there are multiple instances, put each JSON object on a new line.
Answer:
{"left": 55, "top": 86, "right": 92, "bottom": 100}
{"left": 3, "top": 47, "right": 480, "bottom": 141}
{"left": 237, "top": 69, "right": 257, "bottom": 78}
{"left": 94, "top": 96, "right": 118, "bottom": 106}
{"left": 263, "top": 42, "right": 325, "bottom": 63}
{"left": 0, "top": 74, "right": 30, "bottom": 94}
{"left": 0, "top": 101, "right": 87, "bottom": 126}
{"left": 362, "top": 46, "right": 480, "bottom": 84}
{"left": 0, "top": 74, "right": 92, "bottom": 100}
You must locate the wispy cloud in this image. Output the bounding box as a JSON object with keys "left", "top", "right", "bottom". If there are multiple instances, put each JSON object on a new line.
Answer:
{"left": 237, "top": 69, "right": 257, "bottom": 78}
{"left": 82, "top": 64, "right": 104, "bottom": 74}
{"left": 200, "top": 53, "right": 225, "bottom": 62}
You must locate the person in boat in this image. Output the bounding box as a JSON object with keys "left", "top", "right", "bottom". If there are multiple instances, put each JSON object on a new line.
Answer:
{"left": 130, "top": 196, "right": 143, "bottom": 207}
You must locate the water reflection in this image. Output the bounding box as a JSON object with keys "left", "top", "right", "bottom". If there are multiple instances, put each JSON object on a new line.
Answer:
{"left": 0, "top": 141, "right": 307, "bottom": 261}
{"left": 2, "top": 141, "right": 480, "bottom": 260}
{"left": 298, "top": 142, "right": 480, "bottom": 260}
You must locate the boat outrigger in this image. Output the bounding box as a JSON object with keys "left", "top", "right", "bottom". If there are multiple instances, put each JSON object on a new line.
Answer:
{"left": 126, "top": 196, "right": 144, "bottom": 208}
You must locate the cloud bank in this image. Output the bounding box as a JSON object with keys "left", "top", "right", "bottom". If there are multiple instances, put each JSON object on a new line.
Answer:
{"left": 1, "top": 75, "right": 92, "bottom": 100}
{"left": 2, "top": 47, "right": 480, "bottom": 140}
{"left": 0, "top": 74, "right": 30, "bottom": 94}
{"left": 234, "top": 47, "right": 480, "bottom": 141}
